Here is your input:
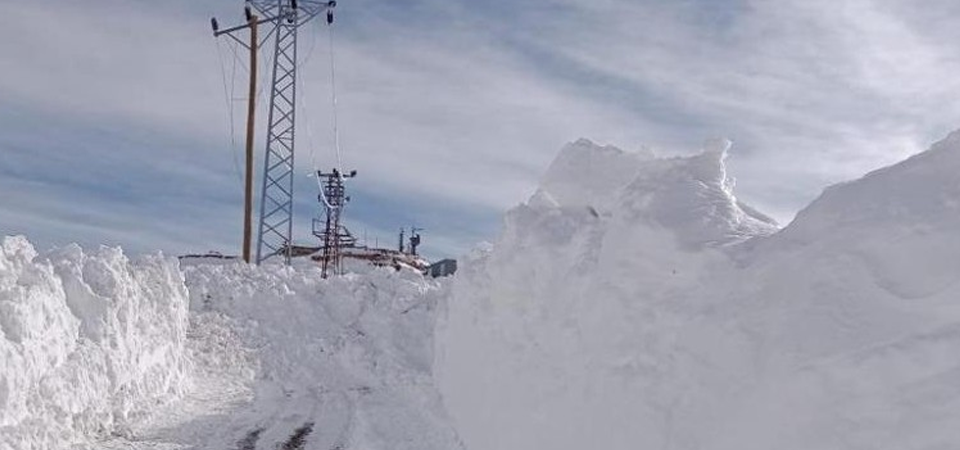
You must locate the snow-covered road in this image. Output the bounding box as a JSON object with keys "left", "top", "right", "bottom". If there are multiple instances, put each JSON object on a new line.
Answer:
{"left": 1, "top": 239, "right": 461, "bottom": 450}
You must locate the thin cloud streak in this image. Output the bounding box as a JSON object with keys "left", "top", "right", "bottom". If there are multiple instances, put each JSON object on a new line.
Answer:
{"left": 555, "top": 1, "right": 958, "bottom": 215}
{"left": 3, "top": 0, "right": 960, "bottom": 257}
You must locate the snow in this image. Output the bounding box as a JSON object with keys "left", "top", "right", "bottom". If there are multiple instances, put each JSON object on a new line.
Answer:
{"left": 535, "top": 138, "right": 655, "bottom": 209}
{"left": 0, "top": 238, "right": 461, "bottom": 449}
{"left": 6, "top": 129, "right": 960, "bottom": 449}
{"left": 160, "top": 261, "right": 462, "bottom": 450}
{"left": 0, "top": 237, "right": 189, "bottom": 450}
{"left": 437, "top": 133, "right": 960, "bottom": 450}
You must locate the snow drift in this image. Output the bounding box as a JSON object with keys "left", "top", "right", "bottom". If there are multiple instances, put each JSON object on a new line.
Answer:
{"left": 438, "top": 133, "right": 960, "bottom": 450}
{"left": 160, "top": 262, "right": 463, "bottom": 450}
{"left": 0, "top": 238, "right": 461, "bottom": 449}
{"left": 0, "top": 237, "right": 189, "bottom": 450}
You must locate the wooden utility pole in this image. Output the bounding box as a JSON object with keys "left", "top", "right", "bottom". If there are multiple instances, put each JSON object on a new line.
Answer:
{"left": 242, "top": 15, "right": 258, "bottom": 263}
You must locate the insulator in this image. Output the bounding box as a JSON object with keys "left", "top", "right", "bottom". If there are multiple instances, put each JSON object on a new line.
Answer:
{"left": 244, "top": 5, "right": 253, "bottom": 22}
{"left": 327, "top": 10, "right": 334, "bottom": 24}
{"left": 211, "top": 17, "right": 219, "bottom": 33}
{"left": 291, "top": 0, "right": 298, "bottom": 9}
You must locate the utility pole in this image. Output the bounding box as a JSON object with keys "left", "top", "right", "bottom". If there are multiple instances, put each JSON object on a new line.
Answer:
{"left": 212, "top": 6, "right": 261, "bottom": 263}
{"left": 242, "top": 15, "right": 258, "bottom": 264}
{"left": 213, "top": 0, "right": 337, "bottom": 265}
{"left": 313, "top": 168, "right": 357, "bottom": 278}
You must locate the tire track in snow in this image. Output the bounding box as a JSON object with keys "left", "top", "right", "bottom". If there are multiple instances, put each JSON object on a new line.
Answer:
{"left": 234, "top": 427, "right": 263, "bottom": 450}
{"left": 278, "top": 422, "right": 314, "bottom": 450}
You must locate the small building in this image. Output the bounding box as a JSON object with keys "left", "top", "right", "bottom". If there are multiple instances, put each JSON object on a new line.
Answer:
{"left": 428, "top": 259, "right": 458, "bottom": 278}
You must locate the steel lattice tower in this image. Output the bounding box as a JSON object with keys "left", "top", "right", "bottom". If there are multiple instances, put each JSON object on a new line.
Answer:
{"left": 248, "top": 0, "right": 335, "bottom": 264}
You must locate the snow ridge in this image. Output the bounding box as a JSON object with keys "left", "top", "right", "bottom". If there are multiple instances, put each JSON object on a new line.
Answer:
{"left": 534, "top": 138, "right": 777, "bottom": 247}
{"left": 439, "top": 132, "right": 960, "bottom": 450}
{"left": 0, "top": 237, "right": 189, "bottom": 450}
{"left": 166, "top": 262, "right": 463, "bottom": 450}
{"left": 1, "top": 237, "right": 464, "bottom": 450}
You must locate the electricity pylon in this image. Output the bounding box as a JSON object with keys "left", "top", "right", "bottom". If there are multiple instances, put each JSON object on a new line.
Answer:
{"left": 213, "top": 0, "right": 337, "bottom": 265}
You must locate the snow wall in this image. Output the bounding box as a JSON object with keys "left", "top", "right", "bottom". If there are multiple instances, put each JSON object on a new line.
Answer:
{"left": 0, "top": 238, "right": 463, "bottom": 449}
{"left": 175, "top": 262, "right": 463, "bottom": 450}
{"left": 0, "top": 240, "right": 463, "bottom": 449}
{"left": 0, "top": 237, "right": 189, "bottom": 450}
{"left": 437, "top": 133, "right": 960, "bottom": 450}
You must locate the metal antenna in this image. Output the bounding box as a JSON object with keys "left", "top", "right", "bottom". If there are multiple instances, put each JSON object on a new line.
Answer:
{"left": 241, "top": 0, "right": 336, "bottom": 265}
{"left": 409, "top": 226, "right": 423, "bottom": 256}
{"left": 314, "top": 168, "right": 357, "bottom": 278}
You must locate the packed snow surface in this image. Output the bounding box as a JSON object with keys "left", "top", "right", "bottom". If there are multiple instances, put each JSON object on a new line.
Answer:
{"left": 0, "top": 240, "right": 461, "bottom": 449}
{"left": 438, "top": 134, "right": 960, "bottom": 450}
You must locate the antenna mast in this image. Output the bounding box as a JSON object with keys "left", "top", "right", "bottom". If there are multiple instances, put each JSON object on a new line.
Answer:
{"left": 213, "top": 0, "right": 337, "bottom": 265}
{"left": 314, "top": 169, "right": 357, "bottom": 278}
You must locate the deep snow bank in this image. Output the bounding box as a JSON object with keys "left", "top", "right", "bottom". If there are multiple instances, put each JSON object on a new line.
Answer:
{"left": 1, "top": 239, "right": 462, "bottom": 450}
{"left": 438, "top": 139, "right": 778, "bottom": 450}
{"left": 130, "top": 261, "right": 464, "bottom": 450}
{"left": 438, "top": 134, "right": 960, "bottom": 450}
{"left": 0, "top": 237, "right": 188, "bottom": 450}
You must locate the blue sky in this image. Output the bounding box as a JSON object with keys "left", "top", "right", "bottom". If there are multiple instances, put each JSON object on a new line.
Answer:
{"left": 3, "top": 0, "right": 960, "bottom": 260}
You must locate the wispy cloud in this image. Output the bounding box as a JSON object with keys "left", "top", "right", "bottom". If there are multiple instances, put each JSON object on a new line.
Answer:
{"left": 3, "top": 0, "right": 960, "bottom": 259}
